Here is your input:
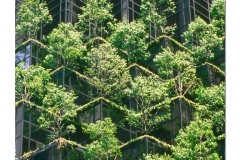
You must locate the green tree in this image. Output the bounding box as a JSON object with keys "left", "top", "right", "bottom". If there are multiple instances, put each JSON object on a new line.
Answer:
{"left": 16, "top": 0, "right": 52, "bottom": 39}
{"left": 126, "top": 76, "right": 173, "bottom": 134}
{"left": 37, "top": 84, "right": 78, "bottom": 160}
{"left": 143, "top": 153, "right": 172, "bottom": 160}
{"left": 76, "top": 0, "right": 114, "bottom": 41}
{"left": 109, "top": 19, "right": 149, "bottom": 63}
{"left": 84, "top": 43, "right": 131, "bottom": 100}
{"left": 140, "top": 0, "right": 176, "bottom": 37}
{"left": 15, "top": 62, "right": 51, "bottom": 103}
{"left": 182, "top": 17, "right": 224, "bottom": 64}
{"left": 82, "top": 118, "right": 121, "bottom": 160}
{"left": 194, "top": 82, "right": 225, "bottom": 133}
{"left": 44, "top": 23, "right": 86, "bottom": 69}
{"left": 154, "top": 48, "right": 197, "bottom": 97}
{"left": 172, "top": 117, "right": 221, "bottom": 160}
{"left": 38, "top": 84, "right": 78, "bottom": 141}
{"left": 210, "top": 0, "right": 225, "bottom": 36}
{"left": 144, "top": 118, "right": 222, "bottom": 160}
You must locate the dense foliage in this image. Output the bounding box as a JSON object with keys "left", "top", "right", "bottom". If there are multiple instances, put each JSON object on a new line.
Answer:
{"left": 15, "top": 0, "right": 225, "bottom": 159}
{"left": 16, "top": 0, "right": 52, "bottom": 38}
{"left": 43, "top": 23, "right": 86, "bottom": 69}
{"left": 82, "top": 118, "right": 121, "bottom": 159}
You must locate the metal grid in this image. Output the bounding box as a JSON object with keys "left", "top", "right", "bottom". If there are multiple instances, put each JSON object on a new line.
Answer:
{"left": 166, "top": 0, "right": 212, "bottom": 42}
{"left": 111, "top": 0, "right": 141, "bottom": 22}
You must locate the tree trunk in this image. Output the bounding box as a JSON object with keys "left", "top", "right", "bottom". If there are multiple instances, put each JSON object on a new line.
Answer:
{"left": 56, "top": 139, "right": 62, "bottom": 160}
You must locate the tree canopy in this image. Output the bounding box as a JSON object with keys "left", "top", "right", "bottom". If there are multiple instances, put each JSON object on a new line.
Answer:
{"left": 16, "top": 0, "right": 52, "bottom": 39}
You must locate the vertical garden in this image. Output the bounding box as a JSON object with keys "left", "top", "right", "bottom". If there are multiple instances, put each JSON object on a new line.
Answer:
{"left": 15, "top": 0, "right": 225, "bottom": 159}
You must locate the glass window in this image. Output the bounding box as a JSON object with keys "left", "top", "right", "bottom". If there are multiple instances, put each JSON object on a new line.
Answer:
{"left": 117, "top": 125, "right": 131, "bottom": 143}
{"left": 31, "top": 125, "right": 50, "bottom": 144}
{"left": 133, "top": 0, "right": 141, "bottom": 13}
{"left": 112, "top": 3, "right": 121, "bottom": 15}
{"left": 15, "top": 44, "right": 31, "bottom": 68}
{"left": 173, "top": 118, "right": 181, "bottom": 133}
{"left": 22, "top": 137, "right": 29, "bottom": 155}
{"left": 30, "top": 140, "right": 38, "bottom": 151}
{"left": 184, "top": 8, "right": 190, "bottom": 24}
{"left": 31, "top": 109, "right": 41, "bottom": 125}
{"left": 23, "top": 122, "right": 29, "bottom": 137}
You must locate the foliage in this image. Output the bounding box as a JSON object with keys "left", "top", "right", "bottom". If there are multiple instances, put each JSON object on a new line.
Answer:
{"left": 172, "top": 117, "right": 221, "bottom": 160}
{"left": 38, "top": 84, "right": 78, "bottom": 141}
{"left": 143, "top": 153, "right": 172, "bottom": 160}
{"left": 15, "top": 62, "right": 51, "bottom": 102}
{"left": 151, "top": 1, "right": 225, "bottom": 159}
{"left": 16, "top": 0, "right": 52, "bottom": 39}
{"left": 154, "top": 48, "right": 195, "bottom": 77}
{"left": 76, "top": 0, "right": 114, "bottom": 41}
{"left": 84, "top": 43, "right": 131, "bottom": 100}
{"left": 194, "top": 82, "right": 225, "bottom": 133}
{"left": 182, "top": 17, "right": 224, "bottom": 64}
{"left": 126, "top": 76, "right": 172, "bottom": 133}
{"left": 153, "top": 47, "right": 175, "bottom": 79}
{"left": 82, "top": 118, "right": 121, "bottom": 159}
{"left": 43, "top": 23, "right": 86, "bottom": 69}
{"left": 148, "top": 117, "right": 224, "bottom": 160}
{"left": 140, "top": 0, "right": 176, "bottom": 37}
{"left": 109, "top": 19, "right": 149, "bottom": 63}
{"left": 15, "top": 0, "right": 225, "bottom": 159}
{"left": 210, "top": 0, "right": 225, "bottom": 36}
{"left": 154, "top": 48, "right": 197, "bottom": 101}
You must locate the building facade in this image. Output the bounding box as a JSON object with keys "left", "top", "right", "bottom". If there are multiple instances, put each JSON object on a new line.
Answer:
{"left": 15, "top": 0, "right": 224, "bottom": 159}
